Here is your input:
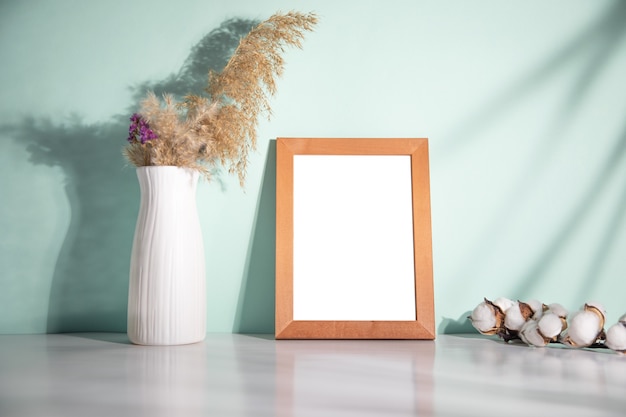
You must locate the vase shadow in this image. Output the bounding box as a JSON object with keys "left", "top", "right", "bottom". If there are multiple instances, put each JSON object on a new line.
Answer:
{"left": 71, "top": 332, "right": 133, "bottom": 345}
{"left": 1, "top": 18, "right": 258, "bottom": 333}
{"left": 2, "top": 116, "right": 139, "bottom": 332}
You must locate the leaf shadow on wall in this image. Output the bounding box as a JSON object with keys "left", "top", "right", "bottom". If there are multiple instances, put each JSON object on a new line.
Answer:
{"left": 442, "top": 0, "right": 626, "bottom": 308}
{"left": 499, "top": 1, "right": 626, "bottom": 302}
{"left": 1, "top": 18, "right": 258, "bottom": 332}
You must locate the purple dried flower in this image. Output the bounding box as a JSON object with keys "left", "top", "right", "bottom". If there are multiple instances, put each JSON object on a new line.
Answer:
{"left": 127, "top": 113, "right": 157, "bottom": 144}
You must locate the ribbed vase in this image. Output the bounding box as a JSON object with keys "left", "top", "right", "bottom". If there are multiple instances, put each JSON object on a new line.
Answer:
{"left": 127, "top": 166, "right": 206, "bottom": 345}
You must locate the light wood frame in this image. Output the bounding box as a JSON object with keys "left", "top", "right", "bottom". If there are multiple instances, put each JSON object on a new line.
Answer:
{"left": 275, "top": 138, "right": 435, "bottom": 339}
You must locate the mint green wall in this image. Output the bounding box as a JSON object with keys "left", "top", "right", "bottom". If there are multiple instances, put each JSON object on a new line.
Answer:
{"left": 1, "top": 0, "right": 625, "bottom": 334}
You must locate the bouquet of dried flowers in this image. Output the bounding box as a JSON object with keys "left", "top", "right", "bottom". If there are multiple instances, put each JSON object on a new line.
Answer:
{"left": 123, "top": 11, "right": 318, "bottom": 186}
{"left": 469, "top": 297, "right": 626, "bottom": 354}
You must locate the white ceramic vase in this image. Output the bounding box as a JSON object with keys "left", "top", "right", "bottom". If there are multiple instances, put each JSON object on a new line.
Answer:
{"left": 127, "top": 166, "right": 206, "bottom": 345}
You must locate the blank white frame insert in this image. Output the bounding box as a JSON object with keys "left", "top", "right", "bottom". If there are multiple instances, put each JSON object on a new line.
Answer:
{"left": 292, "top": 155, "right": 416, "bottom": 321}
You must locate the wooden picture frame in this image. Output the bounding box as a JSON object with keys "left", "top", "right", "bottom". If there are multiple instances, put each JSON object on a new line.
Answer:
{"left": 275, "top": 138, "right": 435, "bottom": 339}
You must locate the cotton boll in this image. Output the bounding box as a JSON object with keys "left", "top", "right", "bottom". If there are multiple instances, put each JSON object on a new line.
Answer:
{"left": 585, "top": 301, "right": 606, "bottom": 315}
{"left": 584, "top": 302, "right": 607, "bottom": 343}
{"left": 560, "top": 307, "right": 604, "bottom": 348}
{"left": 537, "top": 313, "right": 565, "bottom": 341}
{"left": 584, "top": 302, "right": 606, "bottom": 333}
{"left": 526, "top": 299, "right": 547, "bottom": 320}
{"left": 504, "top": 301, "right": 534, "bottom": 333}
{"left": 469, "top": 299, "right": 503, "bottom": 335}
{"left": 547, "top": 303, "right": 568, "bottom": 319}
{"left": 504, "top": 303, "right": 525, "bottom": 332}
{"left": 492, "top": 297, "right": 515, "bottom": 313}
{"left": 518, "top": 320, "right": 533, "bottom": 345}
{"left": 545, "top": 303, "right": 569, "bottom": 334}
{"left": 606, "top": 316, "right": 626, "bottom": 354}
{"left": 469, "top": 302, "right": 496, "bottom": 334}
{"left": 519, "top": 320, "right": 548, "bottom": 347}
{"left": 605, "top": 323, "right": 626, "bottom": 353}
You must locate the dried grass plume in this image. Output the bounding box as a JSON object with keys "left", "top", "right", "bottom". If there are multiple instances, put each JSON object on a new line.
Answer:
{"left": 123, "top": 11, "right": 318, "bottom": 186}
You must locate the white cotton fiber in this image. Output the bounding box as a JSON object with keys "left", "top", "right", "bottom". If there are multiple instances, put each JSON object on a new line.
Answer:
{"left": 526, "top": 299, "right": 545, "bottom": 319}
{"left": 566, "top": 310, "right": 602, "bottom": 347}
{"left": 504, "top": 302, "right": 527, "bottom": 332}
{"left": 469, "top": 302, "right": 497, "bottom": 334}
{"left": 537, "top": 313, "right": 564, "bottom": 340}
{"left": 520, "top": 320, "right": 547, "bottom": 347}
{"left": 547, "top": 303, "right": 568, "bottom": 318}
{"left": 492, "top": 297, "right": 514, "bottom": 313}
{"left": 606, "top": 322, "right": 626, "bottom": 353}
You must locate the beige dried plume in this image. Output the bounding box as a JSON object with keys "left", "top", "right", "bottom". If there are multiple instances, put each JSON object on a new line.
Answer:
{"left": 124, "top": 11, "right": 318, "bottom": 186}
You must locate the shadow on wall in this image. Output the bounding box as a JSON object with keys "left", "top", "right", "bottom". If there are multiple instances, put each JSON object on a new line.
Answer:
{"left": 233, "top": 140, "right": 277, "bottom": 334}
{"left": 233, "top": 3, "right": 626, "bottom": 336}
{"left": 438, "top": 312, "right": 474, "bottom": 335}
{"left": 510, "top": 0, "right": 626, "bottom": 302}
{"left": 443, "top": 0, "right": 626, "bottom": 306}
{"left": 1, "top": 18, "right": 258, "bottom": 333}
{"left": 443, "top": 1, "right": 626, "bottom": 158}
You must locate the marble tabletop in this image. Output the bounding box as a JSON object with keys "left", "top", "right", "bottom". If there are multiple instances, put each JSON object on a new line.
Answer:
{"left": 0, "top": 333, "right": 624, "bottom": 416}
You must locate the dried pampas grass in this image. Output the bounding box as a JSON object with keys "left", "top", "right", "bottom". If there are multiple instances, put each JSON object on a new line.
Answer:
{"left": 123, "top": 11, "right": 318, "bottom": 186}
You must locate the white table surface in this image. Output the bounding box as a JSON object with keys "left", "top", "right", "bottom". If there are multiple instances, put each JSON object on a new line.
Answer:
{"left": 0, "top": 333, "right": 624, "bottom": 416}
